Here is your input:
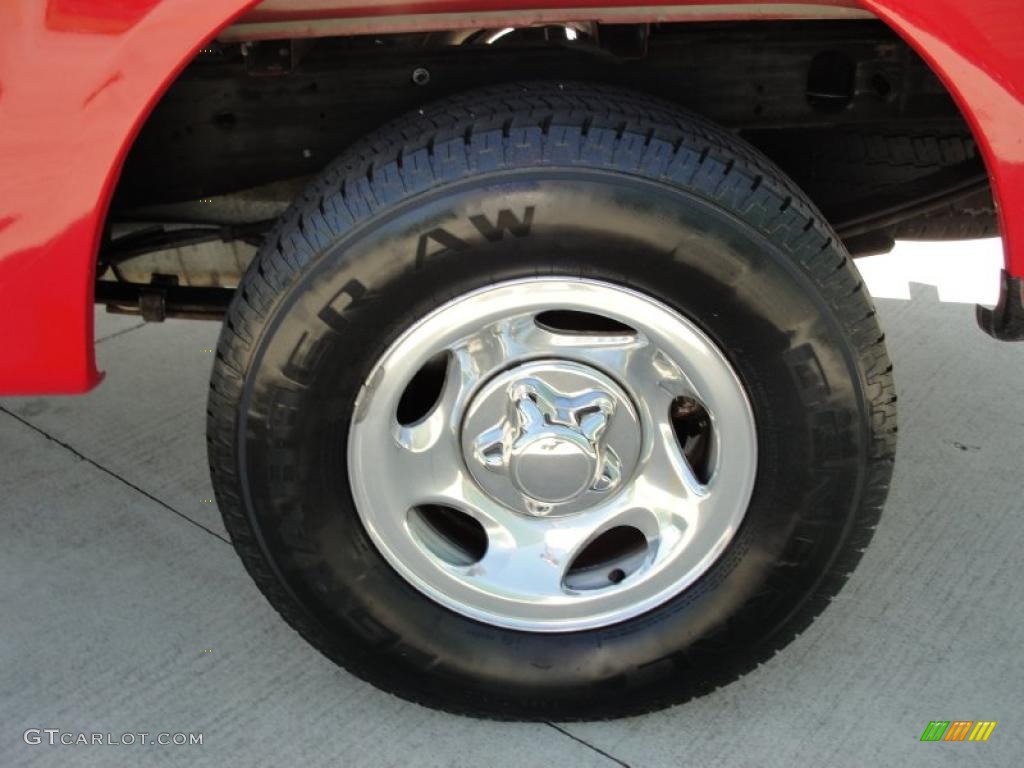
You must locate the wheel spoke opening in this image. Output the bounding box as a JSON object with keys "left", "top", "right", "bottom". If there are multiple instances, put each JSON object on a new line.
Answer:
{"left": 408, "top": 505, "right": 488, "bottom": 566}
{"left": 564, "top": 525, "right": 648, "bottom": 591}
{"left": 396, "top": 350, "right": 451, "bottom": 426}
{"left": 534, "top": 310, "right": 636, "bottom": 336}
{"left": 669, "top": 395, "right": 714, "bottom": 484}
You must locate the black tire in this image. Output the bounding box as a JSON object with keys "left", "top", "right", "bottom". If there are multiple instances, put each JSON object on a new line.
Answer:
{"left": 207, "top": 82, "right": 897, "bottom": 720}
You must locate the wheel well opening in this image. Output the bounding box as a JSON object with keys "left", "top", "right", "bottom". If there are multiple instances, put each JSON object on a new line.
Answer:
{"left": 98, "top": 13, "right": 994, "bottom": 320}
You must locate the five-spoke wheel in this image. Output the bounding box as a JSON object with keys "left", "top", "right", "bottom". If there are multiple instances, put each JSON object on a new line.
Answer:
{"left": 349, "top": 279, "right": 757, "bottom": 631}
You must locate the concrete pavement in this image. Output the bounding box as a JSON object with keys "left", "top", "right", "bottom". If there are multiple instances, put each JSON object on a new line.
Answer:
{"left": 2, "top": 247, "right": 1022, "bottom": 767}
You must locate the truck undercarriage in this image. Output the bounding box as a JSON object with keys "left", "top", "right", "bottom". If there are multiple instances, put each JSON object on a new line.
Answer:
{"left": 100, "top": 20, "right": 994, "bottom": 318}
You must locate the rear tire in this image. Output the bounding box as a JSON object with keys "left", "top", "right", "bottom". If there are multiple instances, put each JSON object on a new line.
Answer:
{"left": 207, "top": 82, "right": 896, "bottom": 719}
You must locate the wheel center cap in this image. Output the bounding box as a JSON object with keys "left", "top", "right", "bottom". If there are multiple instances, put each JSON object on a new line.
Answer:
{"left": 511, "top": 434, "right": 594, "bottom": 504}
{"left": 501, "top": 378, "right": 613, "bottom": 504}
{"left": 462, "top": 361, "right": 641, "bottom": 517}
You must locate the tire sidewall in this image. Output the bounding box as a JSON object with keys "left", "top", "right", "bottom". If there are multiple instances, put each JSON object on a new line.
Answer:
{"left": 234, "top": 171, "right": 868, "bottom": 708}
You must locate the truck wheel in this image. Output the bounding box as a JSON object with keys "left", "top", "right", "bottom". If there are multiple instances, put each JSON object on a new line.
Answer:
{"left": 207, "top": 82, "right": 896, "bottom": 719}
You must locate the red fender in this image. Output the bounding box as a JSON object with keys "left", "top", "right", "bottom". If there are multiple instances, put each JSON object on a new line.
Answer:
{"left": 0, "top": 0, "right": 1021, "bottom": 394}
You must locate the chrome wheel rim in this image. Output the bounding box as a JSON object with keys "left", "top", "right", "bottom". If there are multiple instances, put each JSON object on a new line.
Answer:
{"left": 348, "top": 278, "right": 757, "bottom": 632}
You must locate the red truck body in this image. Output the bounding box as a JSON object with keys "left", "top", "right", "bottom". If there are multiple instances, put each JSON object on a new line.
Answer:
{"left": 1, "top": 0, "right": 1022, "bottom": 395}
